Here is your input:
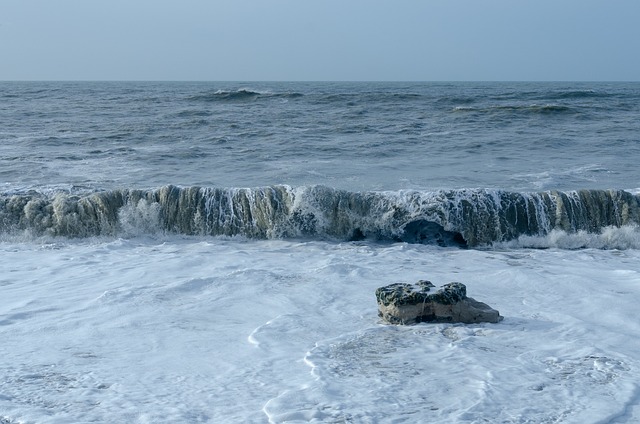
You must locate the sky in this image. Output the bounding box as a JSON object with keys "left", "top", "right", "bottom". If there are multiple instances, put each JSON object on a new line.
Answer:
{"left": 1, "top": 0, "right": 639, "bottom": 81}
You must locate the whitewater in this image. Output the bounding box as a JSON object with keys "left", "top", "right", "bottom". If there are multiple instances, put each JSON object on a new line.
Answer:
{"left": 1, "top": 81, "right": 640, "bottom": 423}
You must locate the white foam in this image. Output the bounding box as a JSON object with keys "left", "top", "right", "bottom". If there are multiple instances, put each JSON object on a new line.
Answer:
{"left": 497, "top": 225, "right": 640, "bottom": 250}
{"left": 118, "top": 198, "right": 162, "bottom": 236}
{"left": 1, "top": 238, "right": 640, "bottom": 422}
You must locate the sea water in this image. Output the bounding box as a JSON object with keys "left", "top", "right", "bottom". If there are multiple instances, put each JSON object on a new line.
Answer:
{"left": 1, "top": 82, "right": 640, "bottom": 423}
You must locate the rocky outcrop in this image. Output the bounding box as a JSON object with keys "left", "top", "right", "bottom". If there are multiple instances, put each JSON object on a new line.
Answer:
{"left": 375, "top": 280, "right": 503, "bottom": 324}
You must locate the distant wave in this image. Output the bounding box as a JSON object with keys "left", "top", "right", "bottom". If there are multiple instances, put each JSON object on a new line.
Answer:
{"left": 339, "top": 92, "right": 426, "bottom": 102}
{"left": 187, "top": 89, "right": 304, "bottom": 102}
{"left": 2, "top": 185, "right": 640, "bottom": 249}
{"left": 185, "top": 88, "right": 619, "bottom": 108}
{"left": 550, "top": 90, "right": 611, "bottom": 100}
{"left": 452, "top": 104, "right": 573, "bottom": 115}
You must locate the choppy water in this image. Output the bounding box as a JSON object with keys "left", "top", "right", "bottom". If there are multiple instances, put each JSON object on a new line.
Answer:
{"left": 2, "top": 81, "right": 639, "bottom": 192}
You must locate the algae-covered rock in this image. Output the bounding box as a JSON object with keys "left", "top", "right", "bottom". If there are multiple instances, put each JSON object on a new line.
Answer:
{"left": 376, "top": 280, "right": 502, "bottom": 325}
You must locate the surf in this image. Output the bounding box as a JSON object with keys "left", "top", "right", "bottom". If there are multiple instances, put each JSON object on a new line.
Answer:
{"left": 2, "top": 185, "right": 639, "bottom": 249}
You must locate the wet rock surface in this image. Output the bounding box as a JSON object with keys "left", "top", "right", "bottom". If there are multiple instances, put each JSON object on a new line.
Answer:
{"left": 376, "top": 280, "right": 503, "bottom": 324}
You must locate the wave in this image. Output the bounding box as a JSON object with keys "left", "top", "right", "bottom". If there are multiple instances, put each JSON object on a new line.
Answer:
{"left": 452, "top": 104, "right": 573, "bottom": 115}
{"left": 2, "top": 186, "right": 639, "bottom": 249}
{"left": 550, "top": 90, "right": 611, "bottom": 100}
{"left": 187, "top": 89, "right": 304, "bottom": 102}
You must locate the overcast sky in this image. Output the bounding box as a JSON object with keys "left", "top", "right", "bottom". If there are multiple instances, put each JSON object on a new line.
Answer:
{"left": 1, "top": 0, "right": 639, "bottom": 81}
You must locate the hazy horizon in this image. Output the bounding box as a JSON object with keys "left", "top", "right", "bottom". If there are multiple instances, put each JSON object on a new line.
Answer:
{"left": 2, "top": 79, "right": 640, "bottom": 83}
{"left": 2, "top": 0, "right": 639, "bottom": 82}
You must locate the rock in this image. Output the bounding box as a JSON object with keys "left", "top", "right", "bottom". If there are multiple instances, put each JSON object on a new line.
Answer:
{"left": 375, "top": 280, "right": 503, "bottom": 325}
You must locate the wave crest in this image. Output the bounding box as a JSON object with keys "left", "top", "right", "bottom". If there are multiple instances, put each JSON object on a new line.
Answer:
{"left": 187, "top": 89, "right": 303, "bottom": 102}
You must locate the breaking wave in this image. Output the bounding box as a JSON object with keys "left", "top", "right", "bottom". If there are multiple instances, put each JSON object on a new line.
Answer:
{"left": 1, "top": 185, "right": 639, "bottom": 249}
{"left": 187, "top": 89, "right": 304, "bottom": 102}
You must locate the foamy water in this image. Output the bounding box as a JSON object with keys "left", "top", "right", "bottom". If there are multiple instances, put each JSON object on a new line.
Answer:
{"left": 2, "top": 237, "right": 640, "bottom": 423}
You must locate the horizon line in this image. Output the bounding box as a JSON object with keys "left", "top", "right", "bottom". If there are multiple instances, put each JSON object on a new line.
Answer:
{"left": 1, "top": 79, "right": 638, "bottom": 83}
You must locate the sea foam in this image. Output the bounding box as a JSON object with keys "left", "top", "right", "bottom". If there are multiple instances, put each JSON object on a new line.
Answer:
{"left": 2, "top": 238, "right": 639, "bottom": 422}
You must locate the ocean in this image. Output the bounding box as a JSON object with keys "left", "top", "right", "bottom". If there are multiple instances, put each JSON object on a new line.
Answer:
{"left": 1, "top": 81, "right": 640, "bottom": 423}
